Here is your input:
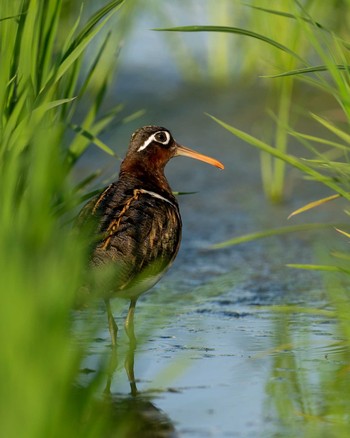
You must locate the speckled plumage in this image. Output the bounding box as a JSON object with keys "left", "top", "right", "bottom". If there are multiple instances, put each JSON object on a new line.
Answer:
{"left": 78, "top": 125, "right": 223, "bottom": 345}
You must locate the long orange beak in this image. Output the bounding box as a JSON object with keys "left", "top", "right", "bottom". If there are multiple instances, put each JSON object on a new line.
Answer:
{"left": 175, "top": 144, "right": 224, "bottom": 169}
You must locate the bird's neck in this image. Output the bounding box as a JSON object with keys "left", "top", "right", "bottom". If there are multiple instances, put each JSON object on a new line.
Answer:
{"left": 119, "top": 159, "right": 174, "bottom": 199}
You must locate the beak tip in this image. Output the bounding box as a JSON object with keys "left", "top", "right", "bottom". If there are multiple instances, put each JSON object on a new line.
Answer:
{"left": 176, "top": 144, "right": 224, "bottom": 170}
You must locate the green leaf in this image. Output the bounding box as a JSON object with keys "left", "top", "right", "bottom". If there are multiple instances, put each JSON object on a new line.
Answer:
{"left": 35, "top": 97, "right": 76, "bottom": 112}
{"left": 335, "top": 228, "right": 350, "bottom": 239}
{"left": 289, "top": 130, "right": 349, "bottom": 151}
{"left": 244, "top": 4, "right": 328, "bottom": 32}
{"left": 77, "top": 31, "right": 112, "bottom": 99}
{"left": 173, "top": 191, "right": 197, "bottom": 196}
{"left": 288, "top": 194, "right": 341, "bottom": 219}
{"left": 70, "top": 0, "right": 124, "bottom": 53}
{"left": 311, "top": 113, "right": 350, "bottom": 145}
{"left": 70, "top": 124, "right": 117, "bottom": 157}
{"left": 263, "top": 64, "right": 350, "bottom": 78}
{"left": 210, "top": 223, "right": 334, "bottom": 249}
{"left": 0, "top": 13, "right": 25, "bottom": 23}
{"left": 260, "top": 305, "right": 335, "bottom": 317}
{"left": 121, "top": 109, "right": 146, "bottom": 124}
{"left": 154, "top": 25, "right": 303, "bottom": 62}
{"left": 73, "top": 171, "right": 103, "bottom": 192}
{"left": 331, "top": 250, "right": 350, "bottom": 260}
{"left": 286, "top": 264, "right": 350, "bottom": 274}
{"left": 207, "top": 113, "right": 350, "bottom": 200}
{"left": 41, "top": 0, "right": 124, "bottom": 93}
{"left": 61, "top": 3, "right": 84, "bottom": 55}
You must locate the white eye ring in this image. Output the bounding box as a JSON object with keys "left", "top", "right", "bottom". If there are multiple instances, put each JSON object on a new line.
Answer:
{"left": 138, "top": 131, "right": 170, "bottom": 151}
{"left": 154, "top": 131, "right": 170, "bottom": 144}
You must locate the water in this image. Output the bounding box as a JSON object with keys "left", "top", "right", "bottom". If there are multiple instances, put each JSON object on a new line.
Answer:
{"left": 73, "top": 14, "right": 350, "bottom": 437}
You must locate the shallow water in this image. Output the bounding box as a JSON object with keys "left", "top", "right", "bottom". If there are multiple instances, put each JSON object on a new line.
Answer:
{"left": 74, "top": 35, "right": 350, "bottom": 437}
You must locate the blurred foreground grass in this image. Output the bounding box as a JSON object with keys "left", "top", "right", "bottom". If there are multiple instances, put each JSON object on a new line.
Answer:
{"left": 0, "top": 1, "right": 135, "bottom": 436}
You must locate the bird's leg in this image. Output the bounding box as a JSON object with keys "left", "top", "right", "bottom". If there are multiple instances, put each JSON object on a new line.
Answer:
{"left": 125, "top": 339, "right": 138, "bottom": 396}
{"left": 104, "top": 346, "right": 118, "bottom": 395}
{"left": 105, "top": 299, "right": 118, "bottom": 347}
{"left": 125, "top": 298, "right": 137, "bottom": 345}
{"left": 125, "top": 299, "right": 137, "bottom": 395}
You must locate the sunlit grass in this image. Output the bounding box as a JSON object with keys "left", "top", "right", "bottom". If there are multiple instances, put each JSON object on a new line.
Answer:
{"left": 209, "top": 223, "right": 342, "bottom": 249}
{"left": 155, "top": 1, "right": 350, "bottom": 203}
{"left": 0, "top": 1, "right": 141, "bottom": 436}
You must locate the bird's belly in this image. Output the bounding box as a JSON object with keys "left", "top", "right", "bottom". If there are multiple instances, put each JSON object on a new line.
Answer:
{"left": 116, "top": 263, "right": 171, "bottom": 299}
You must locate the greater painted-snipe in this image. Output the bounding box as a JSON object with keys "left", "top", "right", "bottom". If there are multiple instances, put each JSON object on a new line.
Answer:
{"left": 77, "top": 126, "right": 224, "bottom": 345}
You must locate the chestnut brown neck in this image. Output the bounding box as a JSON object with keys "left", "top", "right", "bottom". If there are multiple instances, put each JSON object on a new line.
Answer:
{"left": 119, "top": 155, "right": 174, "bottom": 197}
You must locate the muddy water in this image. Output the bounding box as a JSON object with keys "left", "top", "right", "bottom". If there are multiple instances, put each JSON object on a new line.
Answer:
{"left": 75, "top": 75, "right": 347, "bottom": 436}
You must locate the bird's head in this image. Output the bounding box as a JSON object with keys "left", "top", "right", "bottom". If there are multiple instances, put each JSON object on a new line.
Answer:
{"left": 124, "top": 125, "right": 224, "bottom": 172}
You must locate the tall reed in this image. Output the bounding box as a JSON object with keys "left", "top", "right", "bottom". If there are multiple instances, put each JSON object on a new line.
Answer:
{"left": 155, "top": 0, "right": 350, "bottom": 202}
{"left": 0, "top": 1, "right": 134, "bottom": 436}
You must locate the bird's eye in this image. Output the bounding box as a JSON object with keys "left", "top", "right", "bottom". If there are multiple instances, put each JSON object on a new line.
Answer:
{"left": 154, "top": 131, "right": 170, "bottom": 145}
{"left": 137, "top": 130, "right": 171, "bottom": 152}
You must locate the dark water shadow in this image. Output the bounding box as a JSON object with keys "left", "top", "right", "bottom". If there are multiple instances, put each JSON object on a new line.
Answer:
{"left": 83, "top": 335, "right": 178, "bottom": 438}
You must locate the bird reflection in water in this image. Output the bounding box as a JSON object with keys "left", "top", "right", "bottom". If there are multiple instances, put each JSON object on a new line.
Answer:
{"left": 100, "top": 337, "right": 177, "bottom": 438}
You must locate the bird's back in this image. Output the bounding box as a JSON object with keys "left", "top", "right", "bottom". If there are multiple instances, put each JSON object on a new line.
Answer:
{"left": 78, "top": 175, "right": 182, "bottom": 299}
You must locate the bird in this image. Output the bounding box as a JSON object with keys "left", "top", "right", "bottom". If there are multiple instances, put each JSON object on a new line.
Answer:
{"left": 77, "top": 125, "right": 224, "bottom": 346}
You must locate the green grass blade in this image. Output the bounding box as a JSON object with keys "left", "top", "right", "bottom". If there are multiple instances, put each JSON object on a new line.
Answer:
{"left": 207, "top": 113, "right": 350, "bottom": 200}
{"left": 154, "top": 25, "right": 303, "bottom": 62}
{"left": 335, "top": 228, "right": 350, "bottom": 239}
{"left": 61, "top": 3, "right": 84, "bottom": 55}
{"left": 19, "top": 0, "right": 40, "bottom": 93}
{"left": 0, "top": 13, "right": 25, "bottom": 23}
{"left": 286, "top": 264, "right": 350, "bottom": 274}
{"left": 35, "top": 97, "right": 76, "bottom": 112}
{"left": 173, "top": 191, "right": 197, "bottom": 196}
{"left": 70, "top": 0, "right": 124, "bottom": 52}
{"left": 93, "top": 104, "right": 124, "bottom": 129}
{"left": 67, "top": 103, "right": 123, "bottom": 162}
{"left": 70, "top": 124, "right": 117, "bottom": 157}
{"left": 263, "top": 64, "right": 350, "bottom": 78}
{"left": 301, "top": 159, "right": 350, "bottom": 174}
{"left": 288, "top": 194, "right": 341, "bottom": 219}
{"left": 289, "top": 130, "right": 350, "bottom": 151}
{"left": 41, "top": 0, "right": 124, "bottom": 94}
{"left": 8, "top": 98, "right": 77, "bottom": 154}
{"left": 77, "top": 32, "right": 112, "bottom": 99}
{"left": 210, "top": 223, "right": 335, "bottom": 249}
{"left": 37, "top": 0, "right": 62, "bottom": 90}
{"left": 0, "top": 1, "right": 135, "bottom": 435}
{"left": 73, "top": 171, "right": 103, "bottom": 192}
{"left": 2, "top": 88, "right": 28, "bottom": 151}
{"left": 311, "top": 113, "right": 350, "bottom": 144}
{"left": 245, "top": 4, "right": 325, "bottom": 30}
{"left": 331, "top": 250, "right": 350, "bottom": 260}
{"left": 121, "top": 109, "right": 146, "bottom": 124}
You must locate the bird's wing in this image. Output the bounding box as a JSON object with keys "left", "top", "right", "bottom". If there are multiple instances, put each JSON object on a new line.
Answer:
{"left": 74, "top": 184, "right": 114, "bottom": 230}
